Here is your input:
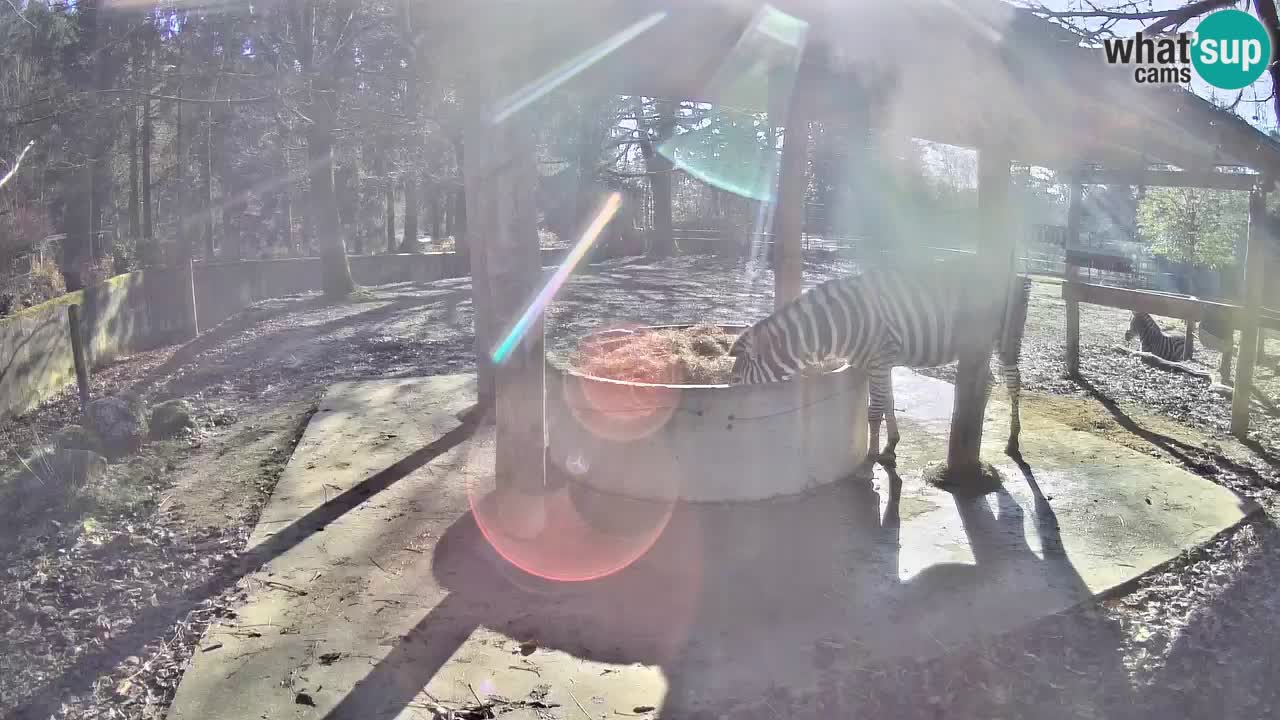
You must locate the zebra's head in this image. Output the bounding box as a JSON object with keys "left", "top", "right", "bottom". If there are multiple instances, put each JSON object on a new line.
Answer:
{"left": 728, "top": 326, "right": 786, "bottom": 384}
{"left": 728, "top": 334, "right": 757, "bottom": 384}
{"left": 1124, "top": 313, "right": 1143, "bottom": 342}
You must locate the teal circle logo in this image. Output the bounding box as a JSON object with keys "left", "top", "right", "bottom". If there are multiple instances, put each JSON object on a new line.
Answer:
{"left": 1192, "top": 9, "right": 1272, "bottom": 90}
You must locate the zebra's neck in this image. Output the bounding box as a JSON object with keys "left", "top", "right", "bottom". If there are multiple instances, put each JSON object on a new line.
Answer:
{"left": 758, "top": 275, "right": 871, "bottom": 363}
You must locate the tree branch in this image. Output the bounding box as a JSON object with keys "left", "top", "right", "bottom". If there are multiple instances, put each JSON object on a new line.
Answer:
{"left": 1027, "top": 0, "right": 1236, "bottom": 36}
{"left": 4, "top": 0, "right": 36, "bottom": 30}
{"left": 0, "top": 140, "right": 35, "bottom": 191}
{"left": 97, "top": 88, "right": 273, "bottom": 104}
{"left": 1144, "top": 0, "right": 1237, "bottom": 33}
{"left": 1254, "top": 0, "right": 1280, "bottom": 124}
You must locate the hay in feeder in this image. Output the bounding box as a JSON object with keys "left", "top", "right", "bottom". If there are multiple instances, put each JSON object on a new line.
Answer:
{"left": 571, "top": 324, "right": 740, "bottom": 384}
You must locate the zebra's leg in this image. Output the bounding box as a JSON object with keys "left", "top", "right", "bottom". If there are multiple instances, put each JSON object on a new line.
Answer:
{"left": 880, "top": 368, "right": 900, "bottom": 468}
{"left": 1002, "top": 361, "right": 1023, "bottom": 458}
{"left": 855, "top": 367, "right": 889, "bottom": 480}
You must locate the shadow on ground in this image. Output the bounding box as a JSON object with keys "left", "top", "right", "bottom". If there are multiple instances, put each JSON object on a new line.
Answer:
{"left": 321, "top": 457, "right": 1131, "bottom": 719}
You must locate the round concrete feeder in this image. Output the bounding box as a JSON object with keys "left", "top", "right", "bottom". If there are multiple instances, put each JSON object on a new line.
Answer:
{"left": 546, "top": 325, "right": 869, "bottom": 504}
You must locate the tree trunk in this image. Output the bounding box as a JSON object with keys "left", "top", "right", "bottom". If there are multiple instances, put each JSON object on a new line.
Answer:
{"left": 430, "top": 187, "right": 443, "bottom": 245}
{"left": 174, "top": 37, "right": 198, "bottom": 337}
{"left": 401, "top": 174, "right": 419, "bottom": 252}
{"left": 278, "top": 188, "right": 293, "bottom": 257}
{"left": 292, "top": 0, "right": 354, "bottom": 295}
{"left": 452, "top": 135, "right": 468, "bottom": 254}
{"left": 62, "top": 0, "right": 107, "bottom": 290}
{"left": 646, "top": 99, "right": 676, "bottom": 257}
{"left": 273, "top": 117, "right": 297, "bottom": 257}
{"left": 307, "top": 88, "right": 354, "bottom": 296}
{"left": 90, "top": 153, "right": 110, "bottom": 262}
{"left": 141, "top": 94, "right": 153, "bottom": 254}
{"left": 128, "top": 103, "right": 140, "bottom": 241}
{"left": 202, "top": 111, "right": 215, "bottom": 258}
{"left": 385, "top": 180, "right": 396, "bottom": 253}
{"left": 175, "top": 42, "right": 187, "bottom": 264}
{"left": 62, "top": 159, "right": 93, "bottom": 292}
{"left": 452, "top": 188, "right": 467, "bottom": 248}
{"left": 336, "top": 163, "right": 359, "bottom": 254}
{"left": 300, "top": 185, "right": 312, "bottom": 255}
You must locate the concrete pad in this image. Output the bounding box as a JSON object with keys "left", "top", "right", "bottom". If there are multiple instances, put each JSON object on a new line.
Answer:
{"left": 168, "top": 370, "right": 1258, "bottom": 720}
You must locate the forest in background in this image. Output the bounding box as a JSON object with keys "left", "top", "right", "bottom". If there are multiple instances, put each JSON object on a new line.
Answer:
{"left": 0, "top": 0, "right": 1269, "bottom": 317}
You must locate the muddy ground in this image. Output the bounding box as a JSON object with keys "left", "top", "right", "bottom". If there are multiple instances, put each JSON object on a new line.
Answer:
{"left": 2, "top": 254, "right": 1279, "bottom": 719}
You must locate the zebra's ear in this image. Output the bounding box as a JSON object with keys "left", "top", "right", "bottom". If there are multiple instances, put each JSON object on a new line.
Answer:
{"left": 728, "top": 334, "right": 748, "bottom": 357}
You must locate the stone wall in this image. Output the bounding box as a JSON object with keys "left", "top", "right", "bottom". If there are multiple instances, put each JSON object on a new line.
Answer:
{"left": 0, "top": 270, "right": 185, "bottom": 419}
{"left": 0, "top": 248, "right": 604, "bottom": 420}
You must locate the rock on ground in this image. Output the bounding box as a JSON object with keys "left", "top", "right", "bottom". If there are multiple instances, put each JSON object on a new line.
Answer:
{"left": 86, "top": 396, "right": 147, "bottom": 459}
{"left": 150, "top": 399, "right": 195, "bottom": 439}
{"left": 50, "top": 424, "right": 102, "bottom": 454}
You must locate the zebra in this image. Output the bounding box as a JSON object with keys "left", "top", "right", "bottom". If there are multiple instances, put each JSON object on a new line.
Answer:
{"left": 1124, "top": 312, "right": 1186, "bottom": 361}
{"left": 728, "top": 265, "right": 1032, "bottom": 475}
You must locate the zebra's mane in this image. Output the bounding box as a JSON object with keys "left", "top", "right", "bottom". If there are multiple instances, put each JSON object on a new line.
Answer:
{"left": 730, "top": 274, "right": 862, "bottom": 358}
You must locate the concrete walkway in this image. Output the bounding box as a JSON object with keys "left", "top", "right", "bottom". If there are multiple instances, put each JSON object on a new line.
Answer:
{"left": 167, "top": 371, "right": 1257, "bottom": 720}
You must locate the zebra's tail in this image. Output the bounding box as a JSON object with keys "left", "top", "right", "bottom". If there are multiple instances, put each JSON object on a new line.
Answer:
{"left": 998, "top": 276, "right": 1033, "bottom": 365}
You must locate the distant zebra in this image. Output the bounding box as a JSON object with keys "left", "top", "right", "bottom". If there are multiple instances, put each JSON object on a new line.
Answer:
{"left": 728, "top": 265, "right": 1032, "bottom": 473}
{"left": 1124, "top": 312, "right": 1186, "bottom": 361}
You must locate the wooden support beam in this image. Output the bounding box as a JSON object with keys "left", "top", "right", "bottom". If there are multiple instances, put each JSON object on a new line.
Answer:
{"left": 1061, "top": 282, "right": 1259, "bottom": 324}
{"left": 1233, "top": 190, "right": 1269, "bottom": 436}
{"left": 1080, "top": 169, "right": 1262, "bottom": 191}
{"left": 948, "top": 146, "right": 1012, "bottom": 474}
{"left": 464, "top": 122, "right": 496, "bottom": 409}
{"left": 772, "top": 82, "right": 809, "bottom": 308}
{"left": 1064, "top": 177, "right": 1083, "bottom": 378}
{"left": 1219, "top": 312, "right": 1236, "bottom": 385}
{"left": 462, "top": 69, "right": 546, "bottom": 499}
{"left": 67, "top": 304, "right": 90, "bottom": 414}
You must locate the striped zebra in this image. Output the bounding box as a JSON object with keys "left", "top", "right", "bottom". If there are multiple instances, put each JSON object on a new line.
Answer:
{"left": 1124, "top": 312, "right": 1186, "bottom": 361}
{"left": 728, "top": 265, "right": 1032, "bottom": 474}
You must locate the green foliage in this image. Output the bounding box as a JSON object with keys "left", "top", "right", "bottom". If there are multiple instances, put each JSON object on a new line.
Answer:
{"left": 1136, "top": 186, "right": 1246, "bottom": 269}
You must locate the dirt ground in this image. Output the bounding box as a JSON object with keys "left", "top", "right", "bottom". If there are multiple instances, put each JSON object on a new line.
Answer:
{"left": 2, "top": 254, "right": 1279, "bottom": 719}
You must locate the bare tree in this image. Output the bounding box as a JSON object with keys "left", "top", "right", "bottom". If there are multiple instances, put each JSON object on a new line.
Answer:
{"left": 1024, "top": 0, "right": 1280, "bottom": 120}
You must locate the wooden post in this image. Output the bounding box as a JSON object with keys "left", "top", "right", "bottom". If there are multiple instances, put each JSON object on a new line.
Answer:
{"left": 771, "top": 77, "right": 809, "bottom": 308}
{"left": 462, "top": 68, "right": 545, "bottom": 497}
{"left": 67, "top": 304, "right": 90, "bottom": 413}
{"left": 1064, "top": 177, "right": 1083, "bottom": 378}
{"left": 1184, "top": 319, "right": 1196, "bottom": 361}
{"left": 1219, "top": 311, "right": 1235, "bottom": 384}
{"left": 1232, "top": 190, "right": 1269, "bottom": 436}
{"left": 947, "top": 147, "right": 1013, "bottom": 474}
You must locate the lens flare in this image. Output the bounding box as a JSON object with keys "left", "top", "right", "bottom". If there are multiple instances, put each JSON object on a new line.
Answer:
{"left": 565, "top": 368, "right": 682, "bottom": 444}
{"left": 488, "top": 11, "right": 668, "bottom": 125}
{"left": 657, "top": 4, "right": 809, "bottom": 202}
{"left": 492, "top": 193, "right": 622, "bottom": 365}
{"left": 466, "top": 465, "right": 676, "bottom": 583}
